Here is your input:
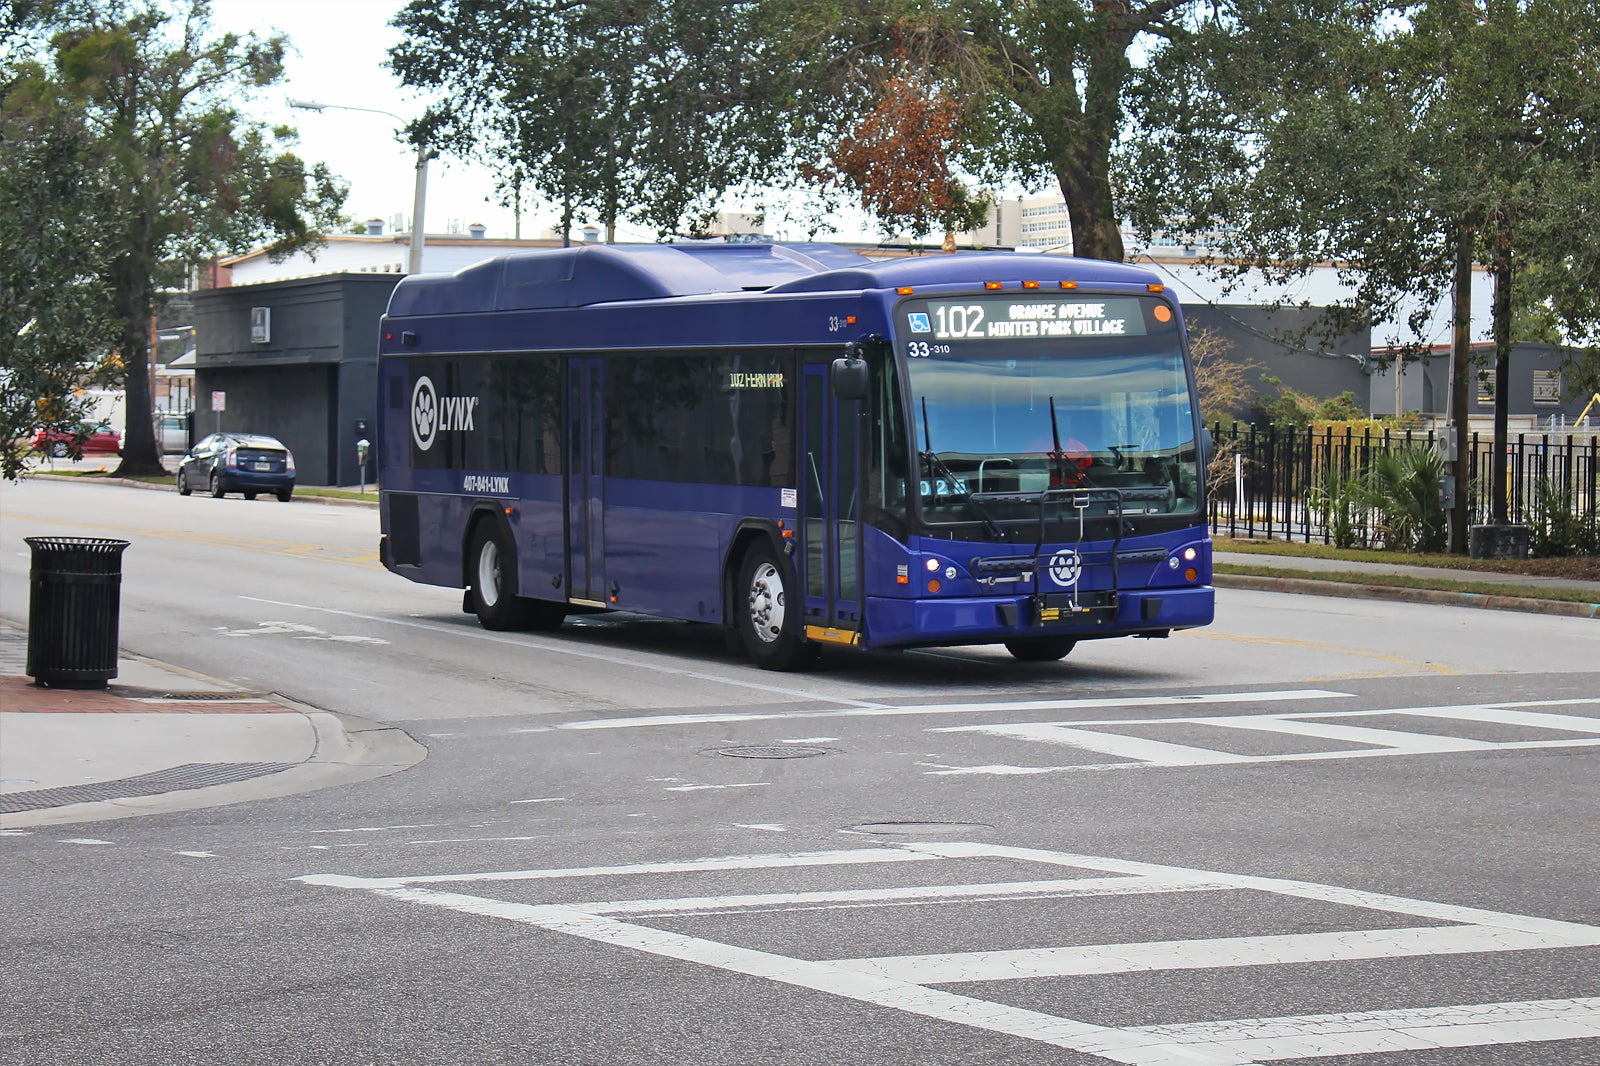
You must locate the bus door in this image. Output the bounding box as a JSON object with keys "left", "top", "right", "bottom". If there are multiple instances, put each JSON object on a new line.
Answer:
{"left": 566, "top": 358, "right": 607, "bottom": 606}
{"left": 799, "top": 360, "right": 862, "bottom": 642}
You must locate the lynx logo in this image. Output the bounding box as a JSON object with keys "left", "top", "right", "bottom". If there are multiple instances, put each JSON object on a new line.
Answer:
{"left": 1047, "top": 549, "right": 1082, "bottom": 587}
{"left": 410, "top": 375, "right": 479, "bottom": 452}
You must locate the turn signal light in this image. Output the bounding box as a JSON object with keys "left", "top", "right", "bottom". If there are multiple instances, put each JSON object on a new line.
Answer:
{"left": 1185, "top": 567, "right": 1198, "bottom": 582}
{"left": 927, "top": 579, "right": 942, "bottom": 593}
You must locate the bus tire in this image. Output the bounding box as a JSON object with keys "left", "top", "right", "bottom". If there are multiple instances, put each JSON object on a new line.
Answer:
{"left": 467, "top": 521, "right": 562, "bottom": 631}
{"left": 1004, "top": 636, "right": 1076, "bottom": 662}
{"left": 734, "top": 542, "right": 816, "bottom": 671}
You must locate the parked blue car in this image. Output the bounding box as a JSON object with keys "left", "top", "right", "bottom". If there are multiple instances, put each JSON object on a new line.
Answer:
{"left": 176, "top": 433, "right": 296, "bottom": 501}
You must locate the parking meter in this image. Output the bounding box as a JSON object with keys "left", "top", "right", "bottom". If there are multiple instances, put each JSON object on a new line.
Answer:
{"left": 356, "top": 438, "right": 370, "bottom": 494}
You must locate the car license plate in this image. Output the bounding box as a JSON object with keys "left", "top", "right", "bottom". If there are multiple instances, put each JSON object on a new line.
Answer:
{"left": 252, "top": 461, "right": 270, "bottom": 471}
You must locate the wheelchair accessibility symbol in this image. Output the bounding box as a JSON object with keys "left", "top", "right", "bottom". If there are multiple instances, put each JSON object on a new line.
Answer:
{"left": 1047, "top": 550, "right": 1081, "bottom": 587}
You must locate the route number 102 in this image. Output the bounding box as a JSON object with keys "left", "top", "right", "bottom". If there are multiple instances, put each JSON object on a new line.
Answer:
{"left": 935, "top": 304, "right": 986, "bottom": 338}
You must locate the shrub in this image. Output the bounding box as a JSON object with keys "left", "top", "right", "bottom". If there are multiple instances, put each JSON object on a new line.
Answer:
{"left": 1358, "top": 445, "right": 1447, "bottom": 552}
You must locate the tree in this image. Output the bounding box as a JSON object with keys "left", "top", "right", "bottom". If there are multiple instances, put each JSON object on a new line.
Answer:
{"left": 758, "top": 0, "right": 1195, "bottom": 261}
{"left": 391, "top": 0, "right": 790, "bottom": 242}
{"left": 816, "top": 73, "right": 991, "bottom": 243}
{"left": 4, "top": 0, "right": 347, "bottom": 478}
{"left": 1, "top": 0, "right": 120, "bottom": 479}
{"left": 1120, "top": 0, "right": 1600, "bottom": 535}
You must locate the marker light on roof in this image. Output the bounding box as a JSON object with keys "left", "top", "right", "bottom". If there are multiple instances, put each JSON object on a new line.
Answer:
{"left": 1022, "top": 280, "right": 1039, "bottom": 289}
{"left": 1060, "top": 281, "right": 1077, "bottom": 289}
{"left": 985, "top": 281, "right": 1003, "bottom": 290}
{"left": 897, "top": 287, "right": 914, "bottom": 295}
{"left": 1148, "top": 283, "right": 1165, "bottom": 293}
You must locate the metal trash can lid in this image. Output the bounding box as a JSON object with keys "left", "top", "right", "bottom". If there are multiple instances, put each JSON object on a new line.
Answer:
{"left": 24, "top": 537, "right": 130, "bottom": 552}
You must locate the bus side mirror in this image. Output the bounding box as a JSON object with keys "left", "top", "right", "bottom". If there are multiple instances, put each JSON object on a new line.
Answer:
{"left": 1199, "top": 427, "right": 1214, "bottom": 467}
{"left": 832, "top": 342, "right": 869, "bottom": 401}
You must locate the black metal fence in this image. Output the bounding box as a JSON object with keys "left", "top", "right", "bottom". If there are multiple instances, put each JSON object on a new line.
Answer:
{"left": 1207, "top": 422, "right": 1600, "bottom": 545}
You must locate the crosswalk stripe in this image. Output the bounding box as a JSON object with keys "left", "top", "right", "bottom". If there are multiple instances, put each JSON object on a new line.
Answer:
{"left": 825, "top": 924, "right": 1600, "bottom": 984}
{"left": 1109, "top": 996, "right": 1600, "bottom": 1062}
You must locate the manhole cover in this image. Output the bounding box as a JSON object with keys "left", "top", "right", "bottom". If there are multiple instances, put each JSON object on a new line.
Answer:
{"left": 848, "top": 821, "right": 995, "bottom": 836}
{"left": 712, "top": 745, "right": 833, "bottom": 760}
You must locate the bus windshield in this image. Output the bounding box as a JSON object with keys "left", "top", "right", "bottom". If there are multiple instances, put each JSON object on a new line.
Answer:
{"left": 899, "top": 294, "right": 1200, "bottom": 523}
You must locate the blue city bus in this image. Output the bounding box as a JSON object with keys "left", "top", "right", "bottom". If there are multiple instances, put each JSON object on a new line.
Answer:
{"left": 376, "top": 242, "right": 1213, "bottom": 669}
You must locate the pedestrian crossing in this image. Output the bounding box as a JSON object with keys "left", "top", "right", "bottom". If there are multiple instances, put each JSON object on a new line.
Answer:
{"left": 301, "top": 840, "right": 1600, "bottom": 1065}
{"left": 925, "top": 697, "right": 1600, "bottom": 775}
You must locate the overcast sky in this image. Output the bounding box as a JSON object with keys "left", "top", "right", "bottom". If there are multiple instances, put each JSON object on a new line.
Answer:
{"left": 208, "top": 0, "right": 876, "bottom": 244}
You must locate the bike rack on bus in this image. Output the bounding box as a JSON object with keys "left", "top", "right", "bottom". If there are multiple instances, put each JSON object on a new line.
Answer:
{"left": 966, "top": 485, "right": 1175, "bottom": 624}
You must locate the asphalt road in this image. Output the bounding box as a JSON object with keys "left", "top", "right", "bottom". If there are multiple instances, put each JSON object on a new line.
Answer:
{"left": 2, "top": 477, "right": 1597, "bottom": 1065}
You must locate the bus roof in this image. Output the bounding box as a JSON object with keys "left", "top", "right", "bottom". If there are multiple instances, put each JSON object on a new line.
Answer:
{"left": 384, "top": 243, "right": 1164, "bottom": 319}
{"left": 386, "top": 242, "right": 872, "bottom": 317}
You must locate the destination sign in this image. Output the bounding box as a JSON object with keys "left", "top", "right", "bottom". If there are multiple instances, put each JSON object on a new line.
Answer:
{"left": 909, "top": 297, "right": 1150, "bottom": 342}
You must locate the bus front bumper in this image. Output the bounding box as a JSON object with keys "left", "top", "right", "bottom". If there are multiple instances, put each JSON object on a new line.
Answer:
{"left": 861, "top": 586, "right": 1214, "bottom": 650}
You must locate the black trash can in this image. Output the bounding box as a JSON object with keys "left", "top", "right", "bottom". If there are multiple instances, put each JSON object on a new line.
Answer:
{"left": 25, "top": 536, "right": 130, "bottom": 689}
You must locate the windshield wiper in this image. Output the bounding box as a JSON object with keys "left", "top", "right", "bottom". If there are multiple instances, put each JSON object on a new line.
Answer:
{"left": 1047, "top": 395, "right": 1096, "bottom": 489}
{"left": 920, "top": 396, "right": 1005, "bottom": 539}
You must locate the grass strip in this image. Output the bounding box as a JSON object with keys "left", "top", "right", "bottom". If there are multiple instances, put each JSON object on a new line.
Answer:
{"left": 1214, "top": 562, "right": 1600, "bottom": 605}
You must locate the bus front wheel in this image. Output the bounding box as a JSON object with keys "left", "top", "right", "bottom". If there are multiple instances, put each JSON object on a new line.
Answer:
{"left": 1004, "top": 636, "right": 1076, "bottom": 662}
{"left": 735, "top": 542, "right": 816, "bottom": 671}
{"left": 468, "top": 522, "right": 565, "bottom": 631}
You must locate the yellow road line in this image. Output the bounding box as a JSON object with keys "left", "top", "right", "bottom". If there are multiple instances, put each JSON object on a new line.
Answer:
{"left": 0, "top": 510, "right": 380, "bottom": 569}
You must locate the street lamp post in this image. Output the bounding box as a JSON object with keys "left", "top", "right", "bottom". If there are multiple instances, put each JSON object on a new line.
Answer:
{"left": 289, "top": 98, "right": 429, "bottom": 275}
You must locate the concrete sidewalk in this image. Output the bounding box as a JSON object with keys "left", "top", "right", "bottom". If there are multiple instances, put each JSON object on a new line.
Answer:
{"left": 0, "top": 624, "right": 425, "bottom": 829}
{"left": 1214, "top": 551, "right": 1600, "bottom": 618}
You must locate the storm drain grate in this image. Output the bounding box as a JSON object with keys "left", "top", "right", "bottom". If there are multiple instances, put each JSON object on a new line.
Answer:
{"left": 0, "top": 762, "right": 298, "bottom": 813}
{"left": 713, "top": 746, "right": 833, "bottom": 760}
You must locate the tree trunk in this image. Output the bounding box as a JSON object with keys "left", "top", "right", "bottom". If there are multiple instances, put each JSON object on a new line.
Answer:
{"left": 1052, "top": 151, "right": 1124, "bottom": 262}
{"left": 1490, "top": 240, "right": 1512, "bottom": 525}
{"left": 1449, "top": 227, "right": 1473, "bottom": 552}
{"left": 110, "top": 262, "right": 165, "bottom": 477}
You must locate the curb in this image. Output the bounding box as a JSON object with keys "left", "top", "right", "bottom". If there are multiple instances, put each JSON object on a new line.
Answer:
{"left": 22, "top": 472, "right": 378, "bottom": 507}
{"left": 1215, "top": 573, "right": 1600, "bottom": 619}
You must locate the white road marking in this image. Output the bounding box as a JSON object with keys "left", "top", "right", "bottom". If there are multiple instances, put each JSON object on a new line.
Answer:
{"left": 1109, "top": 997, "right": 1600, "bottom": 1061}
{"left": 928, "top": 699, "right": 1600, "bottom": 775}
{"left": 828, "top": 924, "right": 1600, "bottom": 983}
{"left": 214, "top": 620, "right": 388, "bottom": 644}
{"left": 663, "top": 782, "right": 769, "bottom": 792}
{"left": 301, "top": 840, "right": 1600, "bottom": 1065}
{"left": 732, "top": 823, "right": 787, "bottom": 832}
{"left": 59, "top": 838, "right": 113, "bottom": 846}
{"left": 510, "top": 797, "right": 569, "bottom": 805}
{"left": 557, "top": 689, "right": 1352, "bottom": 731}
{"left": 175, "top": 851, "right": 218, "bottom": 858}
{"left": 241, "top": 596, "right": 889, "bottom": 708}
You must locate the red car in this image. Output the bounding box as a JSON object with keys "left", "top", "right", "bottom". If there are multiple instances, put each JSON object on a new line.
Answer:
{"left": 32, "top": 422, "right": 122, "bottom": 458}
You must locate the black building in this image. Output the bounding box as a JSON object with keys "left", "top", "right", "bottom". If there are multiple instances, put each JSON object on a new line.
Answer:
{"left": 191, "top": 274, "right": 399, "bottom": 486}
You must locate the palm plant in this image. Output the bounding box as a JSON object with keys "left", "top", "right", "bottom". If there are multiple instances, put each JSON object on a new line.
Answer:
{"left": 1359, "top": 445, "right": 1447, "bottom": 552}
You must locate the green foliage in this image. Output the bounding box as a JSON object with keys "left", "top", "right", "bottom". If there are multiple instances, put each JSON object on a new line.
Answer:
{"left": 1528, "top": 479, "right": 1597, "bottom": 558}
{"left": 391, "top": 0, "right": 787, "bottom": 241}
{"left": 1305, "top": 466, "right": 1369, "bottom": 550}
{"left": 1, "top": 0, "right": 347, "bottom": 480}
{"left": 1120, "top": 1, "right": 1600, "bottom": 392}
{"left": 1357, "top": 445, "right": 1448, "bottom": 554}
{"left": 1254, "top": 376, "right": 1365, "bottom": 425}
{"left": 0, "top": 32, "right": 120, "bottom": 479}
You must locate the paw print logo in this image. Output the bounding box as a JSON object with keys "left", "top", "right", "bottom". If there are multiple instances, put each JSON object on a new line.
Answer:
{"left": 411, "top": 376, "right": 438, "bottom": 451}
{"left": 1047, "top": 549, "right": 1081, "bottom": 588}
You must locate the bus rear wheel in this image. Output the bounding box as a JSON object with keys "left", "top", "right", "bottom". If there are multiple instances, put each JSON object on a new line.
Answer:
{"left": 1004, "top": 636, "right": 1076, "bottom": 662}
{"left": 468, "top": 522, "right": 565, "bottom": 631}
{"left": 735, "top": 542, "right": 816, "bottom": 671}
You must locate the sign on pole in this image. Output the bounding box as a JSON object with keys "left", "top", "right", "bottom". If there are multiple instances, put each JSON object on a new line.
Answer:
{"left": 211, "top": 391, "right": 226, "bottom": 412}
